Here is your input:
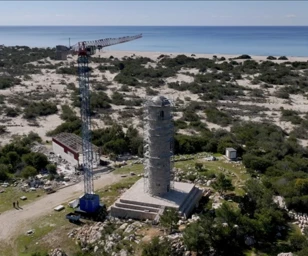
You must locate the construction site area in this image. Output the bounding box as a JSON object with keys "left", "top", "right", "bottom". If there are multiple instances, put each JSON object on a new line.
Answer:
{"left": 110, "top": 96, "right": 203, "bottom": 221}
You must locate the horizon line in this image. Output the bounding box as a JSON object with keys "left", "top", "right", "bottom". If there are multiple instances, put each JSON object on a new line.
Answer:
{"left": 0, "top": 25, "right": 308, "bottom": 27}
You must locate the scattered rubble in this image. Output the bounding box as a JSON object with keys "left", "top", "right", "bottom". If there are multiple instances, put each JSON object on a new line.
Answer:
{"left": 27, "top": 229, "right": 34, "bottom": 235}
{"left": 68, "top": 217, "right": 145, "bottom": 254}
{"left": 288, "top": 211, "right": 308, "bottom": 234}
{"left": 49, "top": 248, "right": 67, "bottom": 256}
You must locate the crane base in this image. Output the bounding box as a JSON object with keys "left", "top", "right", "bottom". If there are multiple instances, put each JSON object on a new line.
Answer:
{"left": 79, "top": 193, "right": 100, "bottom": 213}
{"left": 73, "top": 203, "right": 107, "bottom": 222}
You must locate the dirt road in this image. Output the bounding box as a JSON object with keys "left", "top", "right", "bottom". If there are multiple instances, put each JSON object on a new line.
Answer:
{"left": 0, "top": 172, "right": 122, "bottom": 243}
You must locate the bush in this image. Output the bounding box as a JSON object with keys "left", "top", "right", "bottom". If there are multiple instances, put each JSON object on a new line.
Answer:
{"left": 5, "top": 107, "right": 20, "bottom": 117}
{"left": 66, "top": 82, "right": 76, "bottom": 90}
{"left": 90, "top": 91, "right": 111, "bottom": 110}
{"left": 278, "top": 56, "right": 288, "bottom": 60}
{"left": 146, "top": 87, "right": 158, "bottom": 96}
{"left": 46, "top": 164, "right": 57, "bottom": 174}
{"left": 111, "top": 91, "right": 125, "bottom": 105}
{"left": 21, "top": 166, "right": 37, "bottom": 179}
{"left": 280, "top": 109, "right": 302, "bottom": 125}
{"left": 183, "top": 110, "right": 200, "bottom": 122}
{"left": 0, "top": 125, "right": 7, "bottom": 135}
{"left": 22, "top": 152, "right": 48, "bottom": 171}
{"left": 60, "top": 105, "right": 77, "bottom": 121}
{"left": 275, "top": 88, "right": 290, "bottom": 99}
{"left": 205, "top": 107, "right": 232, "bottom": 126}
{"left": 174, "top": 134, "right": 209, "bottom": 154}
{"left": 23, "top": 101, "right": 58, "bottom": 119}
{"left": 234, "top": 54, "right": 251, "bottom": 60}
{"left": 141, "top": 237, "right": 172, "bottom": 256}
{"left": 56, "top": 66, "right": 77, "bottom": 75}
{"left": 0, "top": 164, "right": 9, "bottom": 181}
{"left": 0, "top": 77, "right": 22, "bottom": 89}
{"left": 0, "top": 95, "right": 5, "bottom": 104}
{"left": 174, "top": 119, "right": 188, "bottom": 129}
{"left": 47, "top": 119, "right": 82, "bottom": 136}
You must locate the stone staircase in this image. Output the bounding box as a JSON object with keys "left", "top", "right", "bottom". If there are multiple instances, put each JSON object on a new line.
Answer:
{"left": 179, "top": 186, "right": 203, "bottom": 217}
{"left": 110, "top": 185, "right": 203, "bottom": 221}
{"left": 110, "top": 198, "right": 163, "bottom": 220}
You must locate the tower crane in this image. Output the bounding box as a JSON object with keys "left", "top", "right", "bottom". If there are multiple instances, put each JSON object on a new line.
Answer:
{"left": 71, "top": 34, "right": 142, "bottom": 219}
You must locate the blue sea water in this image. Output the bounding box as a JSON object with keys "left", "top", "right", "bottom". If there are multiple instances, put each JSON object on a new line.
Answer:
{"left": 0, "top": 26, "right": 307, "bottom": 57}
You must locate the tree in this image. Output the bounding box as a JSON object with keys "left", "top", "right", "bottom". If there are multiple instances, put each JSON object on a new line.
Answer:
{"left": 21, "top": 166, "right": 37, "bottom": 179}
{"left": 22, "top": 152, "right": 48, "bottom": 171}
{"left": 195, "top": 162, "right": 204, "bottom": 172}
{"left": 0, "top": 164, "right": 8, "bottom": 181}
{"left": 212, "top": 173, "right": 234, "bottom": 195}
{"left": 242, "top": 154, "right": 272, "bottom": 173}
{"left": 0, "top": 125, "right": 7, "bottom": 135}
{"left": 46, "top": 164, "right": 57, "bottom": 174}
{"left": 6, "top": 151, "right": 20, "bottom": 169}
{"left": 289, "top": 233, "right": 307, "bottom": 251}
{"left": 295, "top": 178, "right": 308, "bottom": 195}
{"left": 141, "top": 237, "right": 172, "bottom": 256}
{"left": 159, "top": 208, "right": 179, "bottom": 234}
{"left": 297, "top": 246, "right": 308, "bottom": 256}
{"left": 183, "top": 221, "right": 210, "bottom": 255}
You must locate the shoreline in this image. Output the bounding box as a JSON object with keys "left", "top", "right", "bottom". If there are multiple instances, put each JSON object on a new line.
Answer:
{"left": 98, "top": 49, "right": 308, "bottom": 61}
{"left": 2, "top": 45, "right": 308, "bottom": 59}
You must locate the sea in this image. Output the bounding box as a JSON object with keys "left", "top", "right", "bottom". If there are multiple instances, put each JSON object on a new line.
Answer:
{"left": 0, "top": 26, "right": 308, "bottom": 57}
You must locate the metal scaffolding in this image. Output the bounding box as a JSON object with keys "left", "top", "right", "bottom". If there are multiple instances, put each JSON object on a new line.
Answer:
{"left": 143, "top": 96, "right": 174, "bottom": 196}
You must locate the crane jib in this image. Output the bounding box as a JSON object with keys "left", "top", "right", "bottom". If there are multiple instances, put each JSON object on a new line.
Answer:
{"left": 72, "top": 33, "right": 142, "bottom": 52}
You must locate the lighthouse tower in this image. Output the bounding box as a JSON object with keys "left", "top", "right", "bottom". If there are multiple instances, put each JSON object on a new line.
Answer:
{"left": 143, "top": 96, "right": 173, "bottom": 196}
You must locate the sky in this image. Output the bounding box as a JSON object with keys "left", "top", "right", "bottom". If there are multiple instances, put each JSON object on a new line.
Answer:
{"left": 0, "top": 1, "right": 307, "bottom": 26}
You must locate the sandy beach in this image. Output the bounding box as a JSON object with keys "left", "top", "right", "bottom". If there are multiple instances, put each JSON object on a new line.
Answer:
{"left": 1, "top": 49, "right": 308, "bottom": 146}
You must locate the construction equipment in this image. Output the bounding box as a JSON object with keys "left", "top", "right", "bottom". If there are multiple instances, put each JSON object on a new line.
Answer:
{"left": 69, "top": 34, "right": 142, "bottom": 220}
{"left": 71, "top": 34, "right": 142, "bottom": 53}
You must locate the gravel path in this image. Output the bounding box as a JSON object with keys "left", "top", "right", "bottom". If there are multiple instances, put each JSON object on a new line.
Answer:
{"left": 0, "top": 172, "right": 122, "bottom": 244}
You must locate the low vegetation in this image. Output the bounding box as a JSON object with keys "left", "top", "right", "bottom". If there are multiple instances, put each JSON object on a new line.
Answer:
{"left": 1, "top": 46, "right": 308, "bottom": 255}
{"left": 0, "top": 133, "right": 56, "bottom": 181}
{"left": 23, "top": 101, "right": 58, "bottom": 119}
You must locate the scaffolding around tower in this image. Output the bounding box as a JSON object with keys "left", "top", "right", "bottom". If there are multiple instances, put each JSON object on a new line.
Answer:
{"left": 143, "top": 96, "right": 175, "bottom": 196}
{"left": 110, "top": 95, "right": 203, "bottom": 221}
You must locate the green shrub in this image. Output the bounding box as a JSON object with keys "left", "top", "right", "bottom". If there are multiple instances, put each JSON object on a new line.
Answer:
{"left": 60, "top": 105, "right": 77, "bottom": 121}
{"left": 5, "top": 107, "right": 20, "bottom": 117}
{"left": 66, "top": 82, "right": 76, "bottom": 90}
{"left": 0, "top": 95, "right": 5, "bottom": 104}
{"left": 183, "top": 110, "right": 200, "bottom": 122}
{"left": 278, "top": 56, "right": 288, "bottom": 60}
{"left": 205, "top": 107, "right": 232, "bottom": 126}
{"left": 280, "top": 109, "right": 302, "bottom": 125}
{"left": 21, "top": 166, "right": 37, "bottom": 179}
{"left": 90, "top": 91, "right": 111, "bottom": 110}
{"left": 56, "top": 66, "right": 77, "bottom": 75}
{"left": 23, "top": 101, "right": 58, "bottom": 119}
{"left": 46, "top": 119, "right": 82, "bottom": 136}
{"left": 234, "top": 54, "right": 251, "bottom": 59}
{"left": 174, "top": 119, "right": 188, "bottom": 129}
{"left": 0, "top": 77, "right": 22, "bottom": 89}
{"left": 275, "top": 88, "right": 290, "bottom": 99}
{"left": 111, "top": 91, "right": 125, "bottom": 105}
{"left": 146, "top": 87, "right": 158, "bottom": 96}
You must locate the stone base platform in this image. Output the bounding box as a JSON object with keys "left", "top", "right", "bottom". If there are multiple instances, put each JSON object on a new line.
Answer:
{"left": 110, "top": 178, "right": 203, "bottom": 221}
